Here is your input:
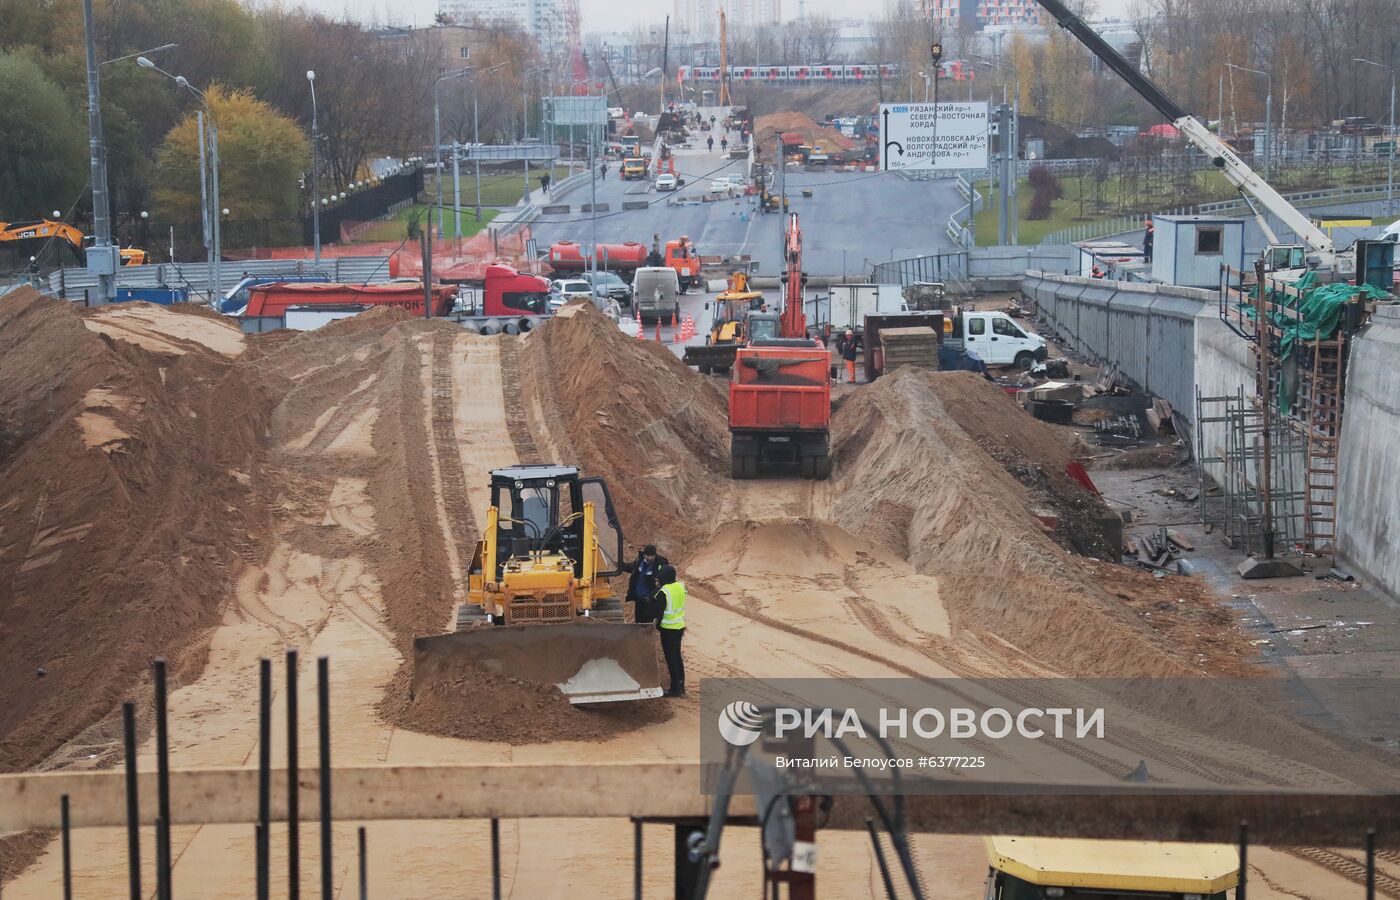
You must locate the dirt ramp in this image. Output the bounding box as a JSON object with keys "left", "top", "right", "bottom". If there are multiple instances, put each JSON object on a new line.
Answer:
{"left": 517, "top": 302, "right": 731, "bottom": 549}
{"left": 830, "top": 368, "right": 1189, "bottom": 677}
{"left": 0, "top": 290, "right": 270, "bottom": 771}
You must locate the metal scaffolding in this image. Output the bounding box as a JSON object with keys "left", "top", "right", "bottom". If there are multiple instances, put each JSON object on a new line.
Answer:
{"left": 1197, "top": 386, "right": 1307, "bottom": 553}
{"left": 1212, "top": 265, "right": 1365, "bottom": 554}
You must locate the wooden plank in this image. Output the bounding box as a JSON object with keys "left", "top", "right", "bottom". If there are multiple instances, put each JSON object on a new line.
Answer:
{"left": 0, "top": 763, "right": 754, "bottom": 831}
{"left": 4, "top": 764, "right": 1398, "bottom": 846}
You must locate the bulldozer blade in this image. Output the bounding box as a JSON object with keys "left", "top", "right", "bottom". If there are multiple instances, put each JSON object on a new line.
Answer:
{"left": 412, "top": 622, "right": 664, "bottom": 705}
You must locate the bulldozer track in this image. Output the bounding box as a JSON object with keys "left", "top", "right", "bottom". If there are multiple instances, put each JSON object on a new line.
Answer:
{"left": 1284, "top": 847, "right": 1400, "bottom": 899}
{"left": 430, "top": 331, "right": 481, "bottom": 575}
{"left": 497, "top": 338, "right": 543, "bottom": 466}
{"left": 302, "top": 379, "right": 376, "bottom": 456}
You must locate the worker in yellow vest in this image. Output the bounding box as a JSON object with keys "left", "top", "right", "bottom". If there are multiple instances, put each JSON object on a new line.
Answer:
{"left": 655, "top": 565, "right": 686, "bottom": 698}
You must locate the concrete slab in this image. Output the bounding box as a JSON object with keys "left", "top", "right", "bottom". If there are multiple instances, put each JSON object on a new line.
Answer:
{"left": 1238, "top": 556, "right": 1306, "bottom": 578}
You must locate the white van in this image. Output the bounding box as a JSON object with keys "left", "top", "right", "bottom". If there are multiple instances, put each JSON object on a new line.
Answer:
{"left": 631, "top": 266, "right": 680, "bottom": 323}
{"left": 956, "top": 310, "right": 1047, "bottom": 368}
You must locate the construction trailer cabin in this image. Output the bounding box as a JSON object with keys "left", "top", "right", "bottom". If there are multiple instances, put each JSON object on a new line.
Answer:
{"left": 1150, "top": 214, "right": 1246, "bottom": 288}
{"left": 1075, "top": 240, "right": 1145, "bottom": 278}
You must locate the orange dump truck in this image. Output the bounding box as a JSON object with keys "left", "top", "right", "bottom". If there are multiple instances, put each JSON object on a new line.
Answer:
{"left": 728, "top": 331, "right": 831, "bottom": 480}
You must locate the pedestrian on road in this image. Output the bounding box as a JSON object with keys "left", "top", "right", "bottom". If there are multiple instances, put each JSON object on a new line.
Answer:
{"left": 1143, "top": 219, "right": 1154, "bottom": 262}
{"left": 838, "top": 328, "right": 862, "bottom": 383}
{"left": 720, "top": 137, "right": 728, "bottom": 153}
{"left": 600, "top": 161, "right": 609, "bottom": 179}
{"left": 707, "top": 135, "right": 714, "bottom": 152}
{"left": 654, "top": 565, "right": 686, "bottom": 697}
{"left": 539, "top": 172, "right": 551, "bottom": 197}
{"left": 621, "top": 544, "right": 668, "bottom": 623}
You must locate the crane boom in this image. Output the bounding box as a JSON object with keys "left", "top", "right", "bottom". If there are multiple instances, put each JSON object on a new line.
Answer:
{"left": 1033, "top": 0, "right": 1335, "bottom": 256}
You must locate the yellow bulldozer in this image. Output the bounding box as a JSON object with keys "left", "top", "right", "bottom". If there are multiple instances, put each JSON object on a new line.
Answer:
{"left": 412, "top": 465, "right": 663, "bottom": 704}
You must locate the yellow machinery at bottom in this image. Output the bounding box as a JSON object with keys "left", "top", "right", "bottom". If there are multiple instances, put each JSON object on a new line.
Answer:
{"left": 984, "top": 835, "right": 1239, "bottom": 899}
{"left": 412, "top": 465, "right": 662, "bottom": 704}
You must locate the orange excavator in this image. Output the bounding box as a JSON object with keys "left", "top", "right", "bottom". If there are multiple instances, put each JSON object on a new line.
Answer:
{"left": 728, "top": 214, "right": 832, "bottom": 479}
{"left": 1, "top": 218, "right": 149, "bottom": 269}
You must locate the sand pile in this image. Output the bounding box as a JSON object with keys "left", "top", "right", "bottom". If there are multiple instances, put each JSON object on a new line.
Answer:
{"left": 754, "top": 111, "right": 855, "bottom": 152}
{"left": 0, "top": 292, "right": 269, "bottom": 771}
{"left": 927, "top": 371, "right": 1118, "bottom": 558}
{"left": 830, "top": 368, "right": 1221, "bottom": 677}
{"left": 516, "top": 302, "right": 731, "bottom": 550}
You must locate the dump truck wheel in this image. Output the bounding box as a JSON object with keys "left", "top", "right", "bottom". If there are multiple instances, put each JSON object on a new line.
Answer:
{"left": 814, "top": 455, "right": 832, "bottom": 480}
{"left": 800, "top": 455, "right": 816, "bottom": 479}
{"left": 731, "top": 453, "right": 746, "bottom": 479}
{"left": 742, "top": 453, "right": 758, "bottom": 479}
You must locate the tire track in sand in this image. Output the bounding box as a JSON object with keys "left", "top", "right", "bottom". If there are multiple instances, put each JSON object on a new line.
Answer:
{"left": 430, "top": 331, "right": 480, "bottom": 583}
{"left": 1283, "top": 847, "right": 1400, "bottom": 899}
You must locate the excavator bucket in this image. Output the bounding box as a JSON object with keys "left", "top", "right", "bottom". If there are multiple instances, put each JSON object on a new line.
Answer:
{"left": 412, "top": 622, "right": 664, "bottom": 705}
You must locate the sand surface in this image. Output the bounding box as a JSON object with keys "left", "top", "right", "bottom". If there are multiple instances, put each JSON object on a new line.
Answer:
{"left": 0, "top": 296, "right": 1380, "bottom": 897}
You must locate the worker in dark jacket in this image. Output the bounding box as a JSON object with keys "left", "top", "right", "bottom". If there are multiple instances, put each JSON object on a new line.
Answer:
{"left": 620, "top": 544, "right": 668, "bottom": 623}
{"left": 837, "top": 329, "right": 861, "bottom": 383}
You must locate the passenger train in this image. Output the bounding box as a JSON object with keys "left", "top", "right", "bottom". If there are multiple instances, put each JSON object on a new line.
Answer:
{"left": 677, "top": 64, "right": 899, "bottom": 84}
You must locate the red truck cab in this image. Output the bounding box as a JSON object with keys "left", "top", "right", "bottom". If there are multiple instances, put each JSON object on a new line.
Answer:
{"left": 665, "top": 237, "right": 701, "bottom": 292}
{"left": 729, "top": 337, "right": 831, "bottom": 480}
{"left": 442, "top": 263, "right": 552, "bottom": 317}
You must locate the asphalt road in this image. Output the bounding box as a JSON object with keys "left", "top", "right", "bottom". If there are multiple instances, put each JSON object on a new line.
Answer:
{"left": 530, "top": 141, "right": 964, "bottom": 278}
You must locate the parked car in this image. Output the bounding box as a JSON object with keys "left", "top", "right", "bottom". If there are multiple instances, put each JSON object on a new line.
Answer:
{"left": 548, "top": 278, "right": 596, "bottom": 311}
{"left": 581, "top": 270, "right": 632, "bottom": 304}
{"left": 723, "top": 173, "right": 746, "bottom": 188}
{"left": 709, "top": 178, "right": 732, "bottom": 194}
{"left": 654, "top": 173, "right": 678, "bottom": 191}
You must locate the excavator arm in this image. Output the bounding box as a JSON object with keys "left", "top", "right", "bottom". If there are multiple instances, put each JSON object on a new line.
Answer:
{"left": 780, "top": 213, "right": 808, "bottom": 338}
{"left": 1033, "top": 0, "right": 1335, "bottom": 257}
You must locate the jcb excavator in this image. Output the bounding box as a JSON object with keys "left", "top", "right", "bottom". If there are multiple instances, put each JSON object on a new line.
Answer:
{"left": 412, "top": 466, "right": 663, "bottom": 704}
{"left": 682, "top": 271, "right": 767, "bottom": 374}
{"left": 0, "top": 218, "right": 149, "bottom": 268}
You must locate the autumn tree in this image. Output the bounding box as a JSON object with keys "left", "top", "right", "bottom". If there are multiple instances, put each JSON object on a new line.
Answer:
{"left": 153, "top": 86, "right": 308, "bottom": 228}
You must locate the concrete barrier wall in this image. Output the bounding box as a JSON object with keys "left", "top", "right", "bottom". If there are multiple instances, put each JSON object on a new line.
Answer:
{"left": 1336, "top": 305, "right": 1400, "bottom": 602}
{"left": 1021, "top": 272, "right": 1211, "bottom": 431}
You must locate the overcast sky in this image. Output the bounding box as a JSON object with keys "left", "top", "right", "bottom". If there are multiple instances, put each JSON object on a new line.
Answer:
{"left": 293, "top": 0, "right": 1134, "bottom": 35}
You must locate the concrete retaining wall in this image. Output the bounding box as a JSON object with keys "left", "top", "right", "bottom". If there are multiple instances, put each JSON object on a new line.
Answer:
{"left": 1337, "top": 305, "right": 1400, "bottom": 602}
{"left": 1021, "top": 271, "right": 1210, "bottom": 426}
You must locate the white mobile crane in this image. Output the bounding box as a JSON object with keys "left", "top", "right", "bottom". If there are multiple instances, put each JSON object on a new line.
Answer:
{"left": 1034, "top": 0, "right": 1349, "bottom": 280}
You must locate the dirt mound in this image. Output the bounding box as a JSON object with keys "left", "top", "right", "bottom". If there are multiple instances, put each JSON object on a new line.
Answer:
{"left": 926, "top": 371, "right": 1118, "bottom": 558}
{"left": 754, "top": 111, "right": 854, "bottom": 152}
{"left": 0, "top": 290, "right": 269, "bottom": 771}
{"left": 830, "top": 368, "right": 1218, "bottom": 677}
{"left": 516, "top": 302, "right": 731, "bottom": 551}
{"left": 378, "top": 657, "right": 670, "bottom": 744}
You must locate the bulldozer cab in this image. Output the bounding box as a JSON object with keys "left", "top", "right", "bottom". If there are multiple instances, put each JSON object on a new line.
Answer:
{"left": 489, "top": 465, "right": 623, "bottom": 580}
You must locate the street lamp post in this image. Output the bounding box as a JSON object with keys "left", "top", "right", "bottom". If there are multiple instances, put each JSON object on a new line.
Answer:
{"left": 1227, "top": 63, "right": 1272, "bottom": 179}
{"left": 1355, "top": 58, "right": 1396, "bottom": 213}
{"left": 307, "top": 70, "right": 321, "bottom": 272}
{"left": 433, "top": 66, "right": 476, "bottom": 238}
{"left": 82, "top": 0, "right": 178, "bottom": 304}
{"left": 976, "top": 56, "right": 1022, "bottom": 245}
{"left": 138, "top": 57, "right": 222, "bottom": 305}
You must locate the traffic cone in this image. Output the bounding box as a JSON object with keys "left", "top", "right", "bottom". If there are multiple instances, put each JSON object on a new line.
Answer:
{"left": 655, "top": 320, "right": 662, "bottom": 342}
{"left": 671, "top": 309, "right": 678, "bottom": 329}
{"left": 635, "top": 307, "right": 643, "bottom": 339}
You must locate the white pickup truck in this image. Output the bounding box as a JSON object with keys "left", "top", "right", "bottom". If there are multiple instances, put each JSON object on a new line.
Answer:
{"left": 947, "top": 309, "right": 1047, "bottom": 369}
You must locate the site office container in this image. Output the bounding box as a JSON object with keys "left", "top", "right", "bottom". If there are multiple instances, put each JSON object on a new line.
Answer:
{"left": 728, "top": 344, "right": 831, "bottom": 432}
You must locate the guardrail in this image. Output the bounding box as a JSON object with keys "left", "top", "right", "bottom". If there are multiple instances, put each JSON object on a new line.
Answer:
{"left": 489, "top": 203, "right": 540, "bottom": 239}
{"left": 47, "top": 256, "right": 392, "bottom": 301}
{"left": 1037, "top": 182, "right": 1396, "bottom": 245}
{"left": 946, "top": 175, "right": 983, "bottom": 249}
